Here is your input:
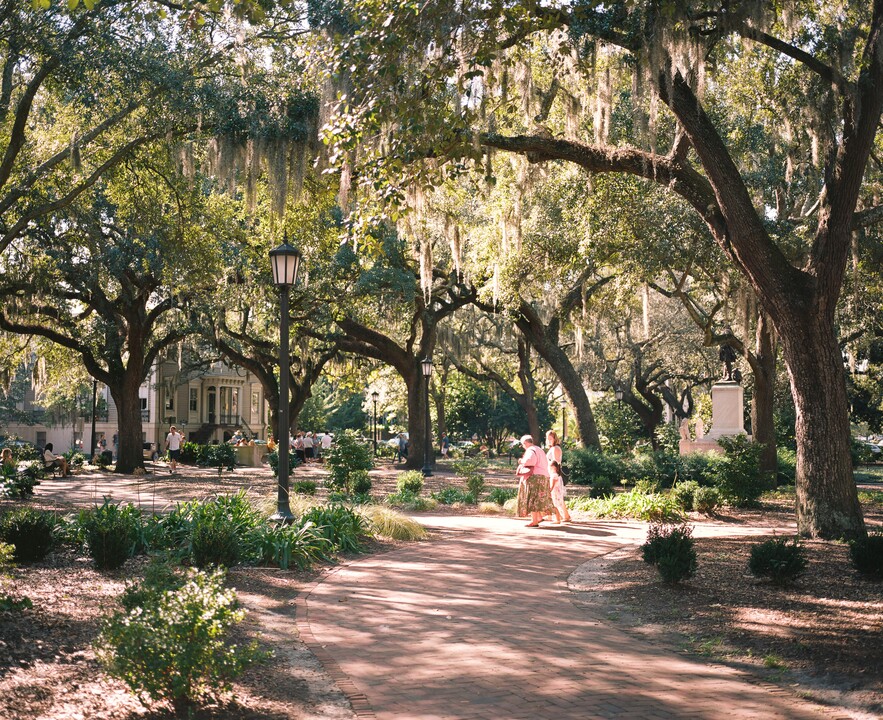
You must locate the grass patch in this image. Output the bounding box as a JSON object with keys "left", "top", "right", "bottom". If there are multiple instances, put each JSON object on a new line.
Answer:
{"left": 356, "top": 506, "right": 427, "bottom": 541}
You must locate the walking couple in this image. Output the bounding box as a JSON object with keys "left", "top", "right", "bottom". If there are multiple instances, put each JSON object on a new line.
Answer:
{"left": 516, "top": 431, "right": 571, "bottom": 527}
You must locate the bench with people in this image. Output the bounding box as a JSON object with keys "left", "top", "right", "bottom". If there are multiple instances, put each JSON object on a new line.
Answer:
{"left": 41, "top": 443, "right": 70, "bottom": 477}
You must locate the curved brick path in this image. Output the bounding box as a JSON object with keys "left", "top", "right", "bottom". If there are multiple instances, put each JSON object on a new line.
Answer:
{"left": 297, "top": 515, "right": 833, "bottom": 720}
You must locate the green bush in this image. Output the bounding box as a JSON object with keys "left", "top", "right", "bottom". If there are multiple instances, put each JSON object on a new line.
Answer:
{"left": 299, "top": 504, "right": 368, "bottom": 554}
{"left": 488, "top": 487, "right": 517, "bottom": 506}
{"left": 589, "top": 476, "right": 614, "bottom": 498}
{"left": 679, "top": 452, "right": 719, "bottom": 486}
{"left": 748, "top": 537, "right": 808, "bottom": 584}
{"left": 0, "top": 436, "right": 39, "bottom": 462}
{"left": 0, "top": 508, "right": 56, "bottom": 563}
{"left": 451, "top": 456, "right": 486, "bottom": 498}
{"left": 692, "top": 486, "right": 721, "bottom": 514}
{"left": 0, "top": 461, "right": 42, "bottom": 498}
{"left": 179, "top": 442, "right": 235, "bottom": 470}
{"left": 671, "top": 481, "right": 700, "bottom": 512}
{"left": 384, "top": 490, "right": 437, "bottom": 511}
{"left": 190, "top": 492, "right": 262, "bottom": 568}
{"left": 266, "top": 449, "right": 300, "bottom": 478}
{"left": 120, "top": 560, "right": 187, "bottom": 612}
{"left": 627, "top": 451, "right": 682, "bottom": 489}
{"left": 565, "top": 447, "right": 624, "bottom": 486}
{"left": 97, "top": 567, "right": 264, "bottom": 713}
{"left": 848, "top": 533, "right": 883, "bottom": 579}
{"left": 776, "top": 447, "right": 797, "bottom": 486}
{"left": 325, "top": 430, "right": 374, "bottom": 494}
{"left": 641, "top": 523, "right": 697, "bottom": 583}
{"left": 431, "top": 487, "right": 476, "bottom": 505}
{"left": 349, "top": 470, "right": 373, "bottom": 495}
{"left": 571, "top": 489, "right": 683, "bottom": 522}
{"left": 714, "top": 435, "right": 767, "bottom": 507}
{"left": 251, "top": 522, "right": 333, "bottom": 570}
{"left": 292, "top": 480, "right": 318, "bottom": 495}
{"left": 78, "top": 500, "right": 142, "bottom": 570}
{"left": 396, "top": 470, "right": 425, "bottom": 494}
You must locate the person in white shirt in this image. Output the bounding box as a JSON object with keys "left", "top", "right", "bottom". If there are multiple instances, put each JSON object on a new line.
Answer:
{"left": 165, "top": 425, "right": 183, "bottom": 474}
{"left": 515, "top": 434, "right": 553, "bottom": 527}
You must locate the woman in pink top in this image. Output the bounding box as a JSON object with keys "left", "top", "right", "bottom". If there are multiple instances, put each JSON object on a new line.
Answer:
{"left": 515, "top": 434, "right": 554, "bottom": 527}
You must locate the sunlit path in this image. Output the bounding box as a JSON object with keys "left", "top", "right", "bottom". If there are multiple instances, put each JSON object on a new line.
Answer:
{"left": 298, "top": 515, "right": 829, "bottom": 720}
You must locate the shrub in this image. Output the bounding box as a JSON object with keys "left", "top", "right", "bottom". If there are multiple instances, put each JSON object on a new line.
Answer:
{"left": 628, "top": 451, "right": 682, "bottom": 489}
{"left": 291, "top": 479, "right": 318, "bottom": 495}
{"left": 190, "top": 492, "right": 262, "bottom": 568}
{"left": 571, "top": 489, "right": 684, "bottom": 522}
{"left": 431, "top": 487, "right": 476, "bottom": 505}
{"left": 679, "top": 452, "right": 719, "bottom": 486}
{"left": 266, "top": 449, "right": 300, "bottom": 478}
{"left": 97, "top": 567, "right": 264, "bottom": 713}
{"left": 451, "top": 456, "right": 486, "bottom": 498}
{"left": 120, "top": 560, "right": 187, "bottom": 612}
{"left": 641, "top": 523, "right": 697, "bottom": 583}
{"left": 488, "top": 487, "right": 517, "bottom": 506}
{"left": 849, "top": 533, "right": 883, "bottom": 579}
{"left": 748, "top": 537, "right": 808, "bottom": 584}
{"left": 589, "top": 477, "right": 614, "bottom": 498}
{"left": 671, "top": 481, "right": 700, "bottom": 512}
{"left": 78, "top": 500, "right": 142, "bottom": 570}
{"left": 0, "top": 461, "right": 42, "bottom": 498}
{"left": 0, "top": 508, "right": 56, "bottom": 563}
{"left": 396, "top": 470, "right": 425, "bottom": 494}
{"left": 565, "top": 447, "right": 623, "bottom": 486}
{"left": 299, "top": 504, "right": 368, "bottom": 554}
{"left": 776, "top": 448, "right": 797, "bottom": 486}
{"left": 350, "top": 470, "right": 373, "bottom": 495}
{"left": 714, "top": 435, "right": 768, "bottom": 507}
{"left": 692, "top": 486, "right": 721, "bottom": 514}
{"left": 384, "top": 490, "right": 438, "bottom": 511}
{"left": 633, "top": 477, "right": 661, "bottom": 495}
{"left": 180, "top": 442, "right": 235, "bottom": 470}
{"left": 325, "top": 430, "right": 374, "bottom": 494}
{"left": 251, "top": 522, "right": 333, "bottom": 570}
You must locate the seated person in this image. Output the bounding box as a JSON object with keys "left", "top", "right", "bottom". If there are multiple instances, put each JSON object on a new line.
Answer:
{"left": 43, "top": 443, "right": 70, "bottom": 477}
{"left": 1, "top": 447, "right": 15, "bottom": 471}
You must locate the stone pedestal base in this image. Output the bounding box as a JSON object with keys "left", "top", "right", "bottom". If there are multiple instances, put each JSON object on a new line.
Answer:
{"left": 679, "top": 438, "right": 725, "bottom": 455}
{"left": 679, "top": 381, "right": 748, "bottom": 455}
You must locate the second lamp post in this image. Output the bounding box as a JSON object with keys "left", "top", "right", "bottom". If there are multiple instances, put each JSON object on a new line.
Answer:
{"left": 371, "top": 390, "right": 379, "bottom": 456}
{"left": 269, "top": 239, "right": 302, "bottom": 523}
{"left": 421, "top": 357, "right": 433, "bottom": 477}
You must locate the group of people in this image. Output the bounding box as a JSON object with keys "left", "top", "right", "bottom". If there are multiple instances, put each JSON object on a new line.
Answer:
{"left": 515, "top": 430, "right": 571, "bottom": 527}
{"left": 267, "top": 431, "right": 333, "bottom": 464}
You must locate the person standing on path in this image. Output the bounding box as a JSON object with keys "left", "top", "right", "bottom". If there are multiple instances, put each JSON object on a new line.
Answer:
{"left": 546, "top": 430, "right": 571, "bottom": 523}
{"left": 516, "top": 434, "right": 553, "bottom": 527}
{"left": 165, "top": 425, "right": 183, "bottom": 475}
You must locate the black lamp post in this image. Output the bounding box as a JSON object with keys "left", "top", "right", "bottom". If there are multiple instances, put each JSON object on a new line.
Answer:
{"left": 89, "top": 379, "right": 98, "bottom": 459}
{"left": 421, "top": 357, "right": 433, "bottom": 477}
{"left": 614, "top": 386, "right": 624, "bottom": 404}
{"left": 269, "top": 239, "right": 302, "bottom": 523}
{"left": 371, "top": 390, "right": 379, "bottom": 456}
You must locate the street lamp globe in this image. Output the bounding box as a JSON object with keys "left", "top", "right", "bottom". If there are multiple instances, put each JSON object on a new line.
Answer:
{"left": 421, "top": 357, "right": 433, "bottom": 377}
{"left": 614, "top": 386, "right": 624, "bottom": 403}
{"left": 269, "top": 241, "right": 302, "bottom": 287}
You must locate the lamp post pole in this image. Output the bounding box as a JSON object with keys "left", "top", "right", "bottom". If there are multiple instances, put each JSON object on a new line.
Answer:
{"left": 371, "top": 391, "right": 379, "bottom": 457}
{"left": 421, "top": 357, "right": 433, "bottom": 477}
{"left": 89, "top": 379, "right": 98, "bottom": 459}
{"left": 269, "top": 240, "right": 302, "bottom": 524}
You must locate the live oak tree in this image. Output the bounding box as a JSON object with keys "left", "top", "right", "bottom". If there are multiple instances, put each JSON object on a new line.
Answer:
{"left": 315, "top": 1, "right": 883, "bottom": 538}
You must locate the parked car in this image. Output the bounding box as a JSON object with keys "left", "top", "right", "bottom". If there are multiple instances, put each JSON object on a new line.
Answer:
{"left": 143, "top": 442, "right": 159, "bottom": 461}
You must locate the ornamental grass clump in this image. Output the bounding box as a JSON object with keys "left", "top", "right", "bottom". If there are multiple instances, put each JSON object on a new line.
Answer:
{"left": 78, "top": 500, "right": 141, "bottom": 570}
{"left": 748, "top": 537, "right": 808, "bottom": 584}
{"left": 356, "top": 505, "right": 427, "bottom": 541}
{"left": 641, "top": 523, "right": 697, "bottom": 583}
{"left": 848, "top": 532, "right": 883, "bottom": 579}
{"left": 97, "top": 567, "right": 265, "bottom": 714}
{"left": 190, "top": 492, "right": 262, "bottom": 568}
{"left": 299, "top": 504, "right": 368, "bottom": 554}
{"left": 0, "top": 507, "right": 56, "bottom": 563}
{"left": 251, "top": 521, "right": 332, "bottom": 570}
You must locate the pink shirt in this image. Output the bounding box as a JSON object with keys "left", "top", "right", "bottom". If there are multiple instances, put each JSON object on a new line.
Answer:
{"left": 520, "top": 444, "right": 549, "bottom": 477}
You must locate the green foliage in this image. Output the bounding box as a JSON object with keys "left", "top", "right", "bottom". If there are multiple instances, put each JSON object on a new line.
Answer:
{"left": 570, "top": 489, "right": 683, "bottom": 522}
{"left": 325, "top": 430, "right": 374, "bottom": 493}
{"left": 190, "top": 492, "right": 262, "bottom": 568}
{"left": 64, "top": 450, "right": 87, "bottom": 466}
{"left": 628, "top": 451, "right": 682, "bottom": 489}
{"left": 776, "top": 448, "right": 797, "bottom": 486}
{"left": 589, "top": 476, "right": 614, "bottom": 498}
{"left": 251, "top": 522, "right": 333, "bottom": 570}
{"left": 292, "top": 480, "right": 318, "bottom": 495}
{"left": 431, "top": 487, "right": 477, "bottom": 505}
{"left": 180, "top": 442, "right": 235, "bottom": 470}
{"left": 120, "top": 560, "right": 187, "bottom": 613}
{"left": 451, "top": 456, "right": 486, "bottom": 498}
{"left": 692, "top": 486, "right": 721, "bottom": 514}
{"left": 384, "top": 490, "right": 438, "bottom": 511}
{"left": 0, "top": 461, "right": 42, "bottom": 498}
{"left": 349, "top": 469, "right": 373, "bottom": 495}
{"left": 594, "top": 397, "right": 646, "bottom": 453}
{"left": 671, "top": 481, "right": 700, "bottom": 512}
{"left": 488, "top": 487, "right": 517, "bottom": 506}
{"left": 678, "top": 452, "right": 719, "bottom": 486}
{"left": 78, "top": 500, "right": 142, "bottom": 570}
{"left": 0, "top": 508, "right": 56, "bottom": 563}
{"left": 97, "top": 568, "right": 264, "bottom": 713}
{"left": 396, "top": 470, "right": 424, "bottom": 494}
{"left": 714, "top": 435, "right": 768, "bottom": 507}
{"left": 849, "top": 533, "right": 883, "bottom": 579}
{"left": 641, "top": 524, "right": 697, "bottom": 583}
{"left": 565, "top": 447, "right": 624, "bottom": 487}
{"left": 748, "top": 537, "right": 808, "bottom": 584}
{"left": 266, "top": 449, "right": 301, "bottom": 478}
{"left": 299, "top": 504, "right": 368, "bottom": 554}
{"left": 654, "top": 422, "right": 681, "bottom": 456}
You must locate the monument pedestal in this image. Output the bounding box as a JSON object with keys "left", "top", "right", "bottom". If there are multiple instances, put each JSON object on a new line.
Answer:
{"left": 679, "top": 381, "right": 748, "bottom": 455}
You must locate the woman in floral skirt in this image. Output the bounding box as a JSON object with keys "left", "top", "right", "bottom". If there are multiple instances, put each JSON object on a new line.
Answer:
{"left": 515, "top": 434, "right": 554, "bottom": 527}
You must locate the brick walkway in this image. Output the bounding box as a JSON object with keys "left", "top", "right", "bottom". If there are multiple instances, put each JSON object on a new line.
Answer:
{"left": 297, "top": 515, "right": 834, "bottom": 720}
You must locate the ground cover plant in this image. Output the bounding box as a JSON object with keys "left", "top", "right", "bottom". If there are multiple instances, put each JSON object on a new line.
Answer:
{"left": 748, "top": 537, "right": 808, "bottom": 584}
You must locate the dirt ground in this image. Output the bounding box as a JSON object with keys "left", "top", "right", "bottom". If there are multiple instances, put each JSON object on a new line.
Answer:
{"left": 0, "top": 459, "right": 881, "bottom": 719}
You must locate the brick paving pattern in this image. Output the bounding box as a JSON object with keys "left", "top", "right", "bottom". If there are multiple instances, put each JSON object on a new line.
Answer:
{"left": 298, "top": 516, "right": 833, "bottom": 720}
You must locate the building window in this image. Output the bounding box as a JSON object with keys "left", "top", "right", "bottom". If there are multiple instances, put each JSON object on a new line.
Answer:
{"left": 251, "top": 391, "right": 259, "bottom": 417}
{"left": 190, "top": 388, "right": 198, "bottom": 412}
{"left": 165, "top": 388, "right": 174, "bottom": 411}
{"left": 36, "top": 431, "right": 46, "bottom": 447}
